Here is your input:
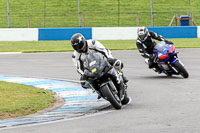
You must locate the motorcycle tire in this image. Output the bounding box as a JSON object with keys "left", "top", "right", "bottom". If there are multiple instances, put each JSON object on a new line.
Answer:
{"left": 121, "top": 92, "right": 130, "bottom": 105}
{"left": 173, "top": 60, "right": 189, "bottom": 78}
{"left": 101, "top": 84, "right": 122, "bottom": 109}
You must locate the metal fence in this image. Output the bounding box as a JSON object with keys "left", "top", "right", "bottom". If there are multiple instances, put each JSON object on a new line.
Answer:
{"left": 0, "top": 0, "right": 199, "bottom": 28}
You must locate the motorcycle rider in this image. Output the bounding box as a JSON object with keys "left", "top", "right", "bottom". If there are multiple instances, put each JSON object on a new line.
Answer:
{"left": 136, "top": 27, "right": 173, "bottom": 73}
{"left": 71, "top": 33, "right": 128, "bottom": 91}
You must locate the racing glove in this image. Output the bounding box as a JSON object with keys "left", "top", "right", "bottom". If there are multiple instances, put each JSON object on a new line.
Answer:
{"left": 107, "top": 58, "right": 124, "bottom": 69}
{"left": 80, "top": 74, "right": 88, "bottom": 89}
{"left": 165, "top": 40, "right": 173, "bottom": 44}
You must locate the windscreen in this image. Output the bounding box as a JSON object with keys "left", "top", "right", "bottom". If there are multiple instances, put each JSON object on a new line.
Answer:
{"left": 154, "top": 41, "right": 167, "bottom": 52}
{"left": 84, "top": 53, "right": 110, "bottom": 78}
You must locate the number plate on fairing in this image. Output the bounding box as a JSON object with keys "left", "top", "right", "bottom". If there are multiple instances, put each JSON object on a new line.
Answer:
{"left": 160, "top": 63, "right": 170, "bottom": 70}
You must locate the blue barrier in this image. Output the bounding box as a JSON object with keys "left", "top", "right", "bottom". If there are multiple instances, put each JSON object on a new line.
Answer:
{"left": 148, "top": 26, "right": 197, "bottom": 38}
{"left": 38, "top": 28, "right": 92, "bottom": 41}
{"left": 37, "top": 26, "right": 198, "bottom": 41}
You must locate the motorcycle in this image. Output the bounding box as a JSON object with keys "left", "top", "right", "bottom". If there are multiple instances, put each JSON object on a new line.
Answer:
{"left": 83, "top": 53, "right": 130, "bottom": 109}
{"left": 151, "top": 41, "right": 189, "bottom": 78}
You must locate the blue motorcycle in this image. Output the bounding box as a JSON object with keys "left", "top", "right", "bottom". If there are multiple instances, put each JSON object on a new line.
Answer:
{"left": 152, "top": 41, "right": 189, "bottom": 78}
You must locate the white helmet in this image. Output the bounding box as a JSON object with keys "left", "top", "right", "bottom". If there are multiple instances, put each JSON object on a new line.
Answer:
{"left": 137, "top": 27, "right": 148, "bottom": 41}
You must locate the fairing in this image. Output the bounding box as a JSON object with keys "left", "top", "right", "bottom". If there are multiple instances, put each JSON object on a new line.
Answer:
{"left": 154, "top": 41, "right": 175, "bottom": 62}
{"left": 83, "top": 53, "right": 111, "bottom": 79}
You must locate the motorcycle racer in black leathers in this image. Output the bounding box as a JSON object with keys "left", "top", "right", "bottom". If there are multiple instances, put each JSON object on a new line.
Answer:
{"left": 136, "top": 27, "right": 173, "bottom": 73}
{"left": 70, "top": 33, "right": 128, "bottom": 92}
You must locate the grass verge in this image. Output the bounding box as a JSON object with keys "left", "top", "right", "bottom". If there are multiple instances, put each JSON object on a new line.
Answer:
{"left": 0, "top": 81, "right": 55, "bottom": 120}
{"left": 0, "top": 38, "right": 200, "bottom": 53}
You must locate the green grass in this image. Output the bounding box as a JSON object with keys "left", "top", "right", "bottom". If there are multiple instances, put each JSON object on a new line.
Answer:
{"left": 0, "top": 81, "right": 55, "bottom": 120}
{"left": 102, "top": 39, "right": 200, "bottom": 49}
{"left": 0, "top": 0, "right": 200, "bottom": 27}
{"left": 0, "top": 38, "right": 200, "bottom": 53}
{"left": 0, "top": 41, "right": 72, "bottom": 52}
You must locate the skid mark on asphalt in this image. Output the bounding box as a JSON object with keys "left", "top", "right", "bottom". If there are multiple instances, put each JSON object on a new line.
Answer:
{"left": 0, "top": 76, "right": 110, "bottom": 128}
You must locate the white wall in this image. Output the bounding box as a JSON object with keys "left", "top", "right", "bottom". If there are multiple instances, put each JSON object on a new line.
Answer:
{"left": 1, "top": 27, "right": 198, "bottom": 41}
{"left": 0, "top": 28, "right": 38, "bottom": 41}
{"left": 92, "top": 27, "right": 138, "bottom": 40}
{"left": 198, "top": 26, "right": 200, "bottom": 38}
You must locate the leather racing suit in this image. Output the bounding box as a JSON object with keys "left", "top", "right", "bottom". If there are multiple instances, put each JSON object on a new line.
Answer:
{"left": 72, "top": 39, "right": 128, "bottom": 89}
{"left": 72, "top": 39, "right": 113, "bottom": 76}
{"left": 136, "top": 31, "right": 171, "bottom": 69}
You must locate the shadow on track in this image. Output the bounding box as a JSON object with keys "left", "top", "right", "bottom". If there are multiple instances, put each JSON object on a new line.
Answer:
{"left": 140, "top": 75, "right": 184, "bottom": 79}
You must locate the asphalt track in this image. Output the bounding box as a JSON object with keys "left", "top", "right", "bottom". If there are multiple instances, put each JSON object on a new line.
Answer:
{"left": 0, "top": 49, "right": 200, "bottom": 133}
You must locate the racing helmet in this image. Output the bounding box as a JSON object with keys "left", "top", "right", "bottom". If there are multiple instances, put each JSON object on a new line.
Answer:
{"left": 71, "top": 33, "right": 86, "bottom": 53}
{"left": 137, "top": 27, "right": 148, "bottom": 41}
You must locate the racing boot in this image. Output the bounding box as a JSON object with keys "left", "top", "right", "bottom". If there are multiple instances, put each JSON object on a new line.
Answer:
{"left": 157, "top": 68, "right": 162, "bottom": 74}
{"left": 153, "top": 67, "right": 162, "bottom": 74}
{"left": 155, "top": 64, "right": 162, "bottom": 74}
{"left": 96, "top": 91, "right": 102, "bottom": 99}
{"left": 97, "top": 94, "right": 102, "bottom": 99}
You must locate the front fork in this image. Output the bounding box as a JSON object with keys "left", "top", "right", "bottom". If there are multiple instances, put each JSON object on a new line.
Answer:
{"left": 108, "top": 68, "right": 126, "bottom": 100}
{"left": 169, "top": 53, "right": 186, "bottom": 74}
{"left": 99, "top": 80, "right": 119, "bottom": 100}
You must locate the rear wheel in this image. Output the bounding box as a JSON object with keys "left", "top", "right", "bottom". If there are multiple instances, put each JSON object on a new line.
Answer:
{"left": 173, "top": 60, "right": 189, "bottom": 78}
{"left": 101, "top": 84, "right": 122, "bottom": 109}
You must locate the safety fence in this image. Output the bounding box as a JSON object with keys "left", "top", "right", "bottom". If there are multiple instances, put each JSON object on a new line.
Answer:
{"left": 1, "top": 0, "right": 200, "bottom": 28}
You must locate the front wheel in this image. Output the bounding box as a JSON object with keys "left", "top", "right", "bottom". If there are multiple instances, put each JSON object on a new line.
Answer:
{"left": 173, "top": 60, "right": 189, "bottom": 78}
{"left": 101, "top": 83, "right": 122, "bottom": 109}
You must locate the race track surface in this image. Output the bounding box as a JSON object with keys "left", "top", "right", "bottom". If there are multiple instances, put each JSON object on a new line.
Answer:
{"left": 0, "top": 49, "right": 200, "bottom": 133}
